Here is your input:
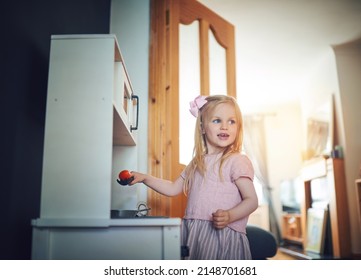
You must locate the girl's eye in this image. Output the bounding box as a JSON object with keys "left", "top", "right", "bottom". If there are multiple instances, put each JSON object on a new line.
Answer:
{"left": 212, "top": 119, "right": 221, "bottom": 124}
{"left": 229, "top": 119, "right": 236, "bottom": 125}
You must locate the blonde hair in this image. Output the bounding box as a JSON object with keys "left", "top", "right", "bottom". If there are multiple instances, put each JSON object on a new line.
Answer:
{"left": 184, "top": 95, "right": 243, "bottom": 194}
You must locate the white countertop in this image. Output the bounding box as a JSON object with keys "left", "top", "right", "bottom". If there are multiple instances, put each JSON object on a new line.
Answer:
{"left": 31, "top": 217, "right": 182, "bottom": 228}
{"left": 51, "top": 34, "right": 117, "bottom": 40}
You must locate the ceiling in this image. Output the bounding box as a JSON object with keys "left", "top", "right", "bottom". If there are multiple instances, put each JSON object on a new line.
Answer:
{"left": 199, "top": 0, "right": 361, "bottom": 113}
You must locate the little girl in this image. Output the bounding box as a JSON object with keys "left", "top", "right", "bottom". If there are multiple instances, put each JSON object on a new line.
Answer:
{"left": 130, "top": 95, "right": 258, "bottom": 260}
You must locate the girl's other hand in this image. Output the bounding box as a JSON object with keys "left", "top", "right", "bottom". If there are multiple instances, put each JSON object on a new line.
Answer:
{"left": 212, "top": 209, "right": 230, "bottom": 229}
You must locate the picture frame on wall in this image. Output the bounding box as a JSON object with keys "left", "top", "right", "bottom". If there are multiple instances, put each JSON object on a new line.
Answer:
{"left": 305, "top": 208, "right": 328, "bottom": 254}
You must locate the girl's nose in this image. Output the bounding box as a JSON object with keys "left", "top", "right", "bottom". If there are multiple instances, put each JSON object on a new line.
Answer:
{"left": 221, "top": 122, "right": 228, "bottom": 129}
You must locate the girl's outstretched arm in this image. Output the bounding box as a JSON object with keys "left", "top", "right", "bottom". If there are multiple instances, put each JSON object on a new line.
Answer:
{"left": 212, "top": 177, "right": 258, "bottom": 229}
{"left": 129, "top": 171, "right": 184, "bottom": 197}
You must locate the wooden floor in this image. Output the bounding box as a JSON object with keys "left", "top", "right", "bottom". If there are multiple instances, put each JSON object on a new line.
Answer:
{"left": 269, "top": 249, "right": 361, "bottom": 260}
{"left": 268, "top": 248, "right": 298, "bottom": 260}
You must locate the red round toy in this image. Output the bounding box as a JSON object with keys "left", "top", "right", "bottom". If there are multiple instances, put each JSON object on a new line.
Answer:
{"left": 117, "top": 170, "right": 134, "bottom": 185}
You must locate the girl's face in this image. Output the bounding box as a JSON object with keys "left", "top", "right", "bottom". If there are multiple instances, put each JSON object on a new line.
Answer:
{"left": 203, "top": 103, "right": 238, "bottom": 154}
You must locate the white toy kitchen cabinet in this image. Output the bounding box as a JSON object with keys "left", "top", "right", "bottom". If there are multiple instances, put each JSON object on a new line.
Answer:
{"left": 40, "top": 34, "right": 137, "bottom": 220}
{"left": 31, "top": 35, "right": 181, "bottom": 260}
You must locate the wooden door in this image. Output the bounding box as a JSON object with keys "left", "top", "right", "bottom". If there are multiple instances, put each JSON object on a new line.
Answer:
{"left": 148, "top": 0, "right": 236, "bottom": 217}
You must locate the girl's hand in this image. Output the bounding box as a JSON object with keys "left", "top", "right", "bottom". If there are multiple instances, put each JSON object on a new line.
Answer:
{"left": 212, "top": 209, "right": 230, "bottom": 229}
{"left": 128, "top": 171, "right": 147, "bottom": 185}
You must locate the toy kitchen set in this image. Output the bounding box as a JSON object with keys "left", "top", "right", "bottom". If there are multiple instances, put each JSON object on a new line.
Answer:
{"left": 31, "top": 35, "right": 181, "bottom": 260}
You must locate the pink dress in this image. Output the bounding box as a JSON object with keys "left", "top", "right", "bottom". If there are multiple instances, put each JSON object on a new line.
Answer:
{"left": 181, "top": 152, "right": 255, "bottom": 260}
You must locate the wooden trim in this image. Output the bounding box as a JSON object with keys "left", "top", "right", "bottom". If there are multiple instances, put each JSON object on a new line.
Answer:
{"left": 327, "top": 158, "right": 351, "bottom": 257}
{"left": 167, "top": 0, "right": 186, "bottom": 218}
{"left": 301, "top": 181, "right": 312, "bottom": 248}
{"left": 179, "top": 0, "right": 233, "bottom": 48}
{"left": 225, "top": 24, "right": 236, "bottom": 97}
{"left": 167, "top": 0, "right": 180, "bottom": 181}
{"left": 148, "top": 0, "right": 169, "bottom": 216}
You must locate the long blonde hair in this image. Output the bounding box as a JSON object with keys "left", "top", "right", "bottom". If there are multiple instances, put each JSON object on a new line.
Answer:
{"left": 183, "top": 95, "right": 243, "bottom": 194}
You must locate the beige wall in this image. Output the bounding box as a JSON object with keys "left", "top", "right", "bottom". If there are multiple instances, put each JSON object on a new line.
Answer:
{"left": 265, "top": 102, "right": 303, "bottom": 222}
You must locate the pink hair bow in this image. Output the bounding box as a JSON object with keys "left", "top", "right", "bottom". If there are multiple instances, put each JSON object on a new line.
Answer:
{"left": 189, "top": 95, "right": 207, "bottom": 117}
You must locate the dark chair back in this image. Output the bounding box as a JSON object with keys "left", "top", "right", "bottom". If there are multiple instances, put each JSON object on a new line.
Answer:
{"left": 246, "top": 224, "right": 278, "bottom": 260}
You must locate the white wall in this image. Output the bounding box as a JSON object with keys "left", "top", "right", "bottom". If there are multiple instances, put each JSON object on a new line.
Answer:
{"left": 262, "top": 102, "right": 303, "bottom": 228}
{"left": 110, "top": 0, "right": 150, "bottom": 209}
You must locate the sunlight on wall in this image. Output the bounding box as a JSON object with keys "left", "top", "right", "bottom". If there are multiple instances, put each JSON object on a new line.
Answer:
{"left": 179, "top": 22, "right": 199, "bottom": 165}
{"left": 209, "top": 30, "right": 227, "bottom": 95}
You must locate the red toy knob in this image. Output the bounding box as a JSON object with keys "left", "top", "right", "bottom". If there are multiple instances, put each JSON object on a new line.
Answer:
{"left": 117, "top": 170, "right": 134, "bottom": 185}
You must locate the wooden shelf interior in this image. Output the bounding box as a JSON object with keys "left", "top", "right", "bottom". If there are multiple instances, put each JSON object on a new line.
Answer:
{"left": 300, "top": 158, "right": 351, "bottom": 258}
{"left": 113, "top": 105, "right": 136, "bottom": 146}
{"left": 282, "top": 213, "right": 303, "bottom": 243}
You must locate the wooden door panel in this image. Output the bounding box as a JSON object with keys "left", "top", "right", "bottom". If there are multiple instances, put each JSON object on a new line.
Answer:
{"left": 148, "top": 0, "right": 236, "bottom": 217}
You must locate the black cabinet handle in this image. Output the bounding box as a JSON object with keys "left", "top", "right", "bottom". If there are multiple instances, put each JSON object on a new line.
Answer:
{"left": 130, "top": 95, "right": 139, "bottom": 132}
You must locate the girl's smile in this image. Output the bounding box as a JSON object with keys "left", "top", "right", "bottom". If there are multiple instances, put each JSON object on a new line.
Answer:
{"left": 217, "top": 132, "right": 230, "bottom": 140}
